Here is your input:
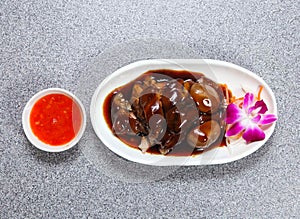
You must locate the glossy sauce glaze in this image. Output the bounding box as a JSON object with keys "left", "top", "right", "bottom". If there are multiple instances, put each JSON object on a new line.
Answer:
{"left": 30, "top": 94, "right": 82, "bottom": 146}
{"left": 103, "top": 69, "right": 228, "bottom": 156}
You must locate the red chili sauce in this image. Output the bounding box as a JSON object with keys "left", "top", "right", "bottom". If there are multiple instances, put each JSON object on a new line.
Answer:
{"left": 30, "top": 94, "right": 82, "bottom": 146}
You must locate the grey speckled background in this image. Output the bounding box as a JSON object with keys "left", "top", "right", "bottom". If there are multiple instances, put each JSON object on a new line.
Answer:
{"left": 1, "top": 0, "right": 300, "bottom": 218}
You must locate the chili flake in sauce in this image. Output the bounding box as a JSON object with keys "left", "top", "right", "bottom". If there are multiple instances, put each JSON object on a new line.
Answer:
{"left": 30, "top": 94, "right": 82, "bottom": 146}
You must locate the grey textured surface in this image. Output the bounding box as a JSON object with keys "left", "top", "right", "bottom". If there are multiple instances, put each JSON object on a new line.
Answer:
{"left": 1, "top": 0, "right": 300, "bottom": 218}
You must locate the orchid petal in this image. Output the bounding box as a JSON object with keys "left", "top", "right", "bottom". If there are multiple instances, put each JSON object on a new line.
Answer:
{"left": 258, "top": 114, "right": 277, "bottom": 125}
{"left": 226, "top": 103, "right": 244, "bottom": 124}
{"left": 243, "top": 93, "right": 254, "bottom": 111}
{"left": 248, "top": 99, "right": 268, "bottom": 114}
{"left": 225, "top": 121, "right": 245, "bottom": 137}
{"left": 252, "top": 115, "right": 261, "bottom": 123}
{"left": 242, "top": 122, "right": 265, "bottom": 143}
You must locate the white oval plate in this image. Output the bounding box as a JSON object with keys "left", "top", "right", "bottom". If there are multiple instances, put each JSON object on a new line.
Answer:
{"left": 90, "top": 59, "right": 277, "bottom": 166}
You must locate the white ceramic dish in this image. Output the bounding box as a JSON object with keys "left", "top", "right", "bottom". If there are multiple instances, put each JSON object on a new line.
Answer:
{"left": 90, "top": 59, "right": 277, "bottom": 166}
{"left": 22, "top": 88, "right": 86, "bottom": 152}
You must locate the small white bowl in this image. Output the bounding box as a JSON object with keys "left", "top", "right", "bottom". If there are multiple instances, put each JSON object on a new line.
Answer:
{"left": 22, "top": 88, "right": 86, "bottom": 152}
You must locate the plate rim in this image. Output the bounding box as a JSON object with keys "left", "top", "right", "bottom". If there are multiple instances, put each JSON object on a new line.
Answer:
{"left": 90, "top": 59, "right": 277, "bottom": 166}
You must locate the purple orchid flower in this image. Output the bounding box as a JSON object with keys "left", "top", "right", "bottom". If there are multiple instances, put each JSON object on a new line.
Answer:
{"left": 225, "top": 92, "right": 277, "bottom": 143}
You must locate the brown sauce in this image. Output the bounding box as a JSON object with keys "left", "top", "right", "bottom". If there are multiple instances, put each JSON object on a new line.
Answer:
{"left": 103, "top": 69, "right": 228, "bottom": 156}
